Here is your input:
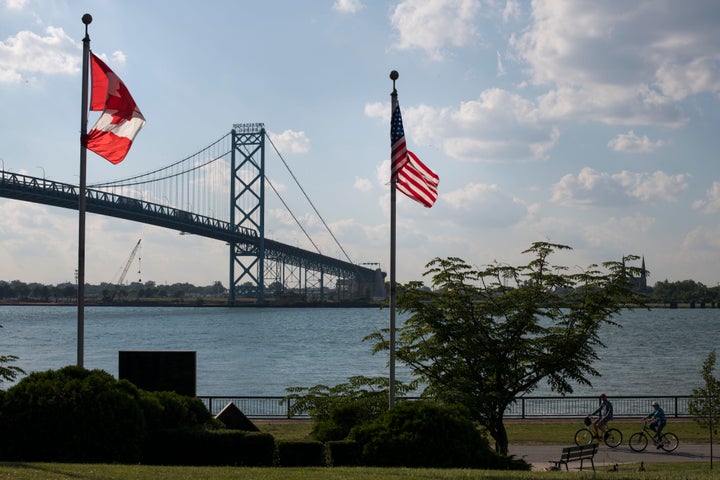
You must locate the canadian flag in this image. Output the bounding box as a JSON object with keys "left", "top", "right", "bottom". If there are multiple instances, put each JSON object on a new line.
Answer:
{"left": 86, "top": 53, "right": 146, "bottom": 164}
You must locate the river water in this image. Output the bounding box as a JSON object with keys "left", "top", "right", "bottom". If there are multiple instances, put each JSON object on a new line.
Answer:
{"left": 0, "top": 305, "right": 717, "bottom": 396}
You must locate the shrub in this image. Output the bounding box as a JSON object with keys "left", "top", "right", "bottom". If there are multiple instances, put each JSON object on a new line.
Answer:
{"left": 0, "top": 366, "right": 222, "bottom": 464}
{"left": 0, "top": 366, "right": 145, "bottom": 462}
{"left": 276, "top": 440, "right": 326, "bottom": 466}
{"left": 326, "top": 440, "right": 361, "bottom": 466}
{"left": 284, "top": 376, "right": 410, "bottom": 442}
{"left": 140, "top": 389, "right": 214, "bottom": 431}
{"left": 351, "top": 401, "right": 529, "bottom": 469}
{"left": 142, "top": 429, "right": 275, "bottom": 466}
{"left": 313, "top": 397, "right": 383, "bottom": 442}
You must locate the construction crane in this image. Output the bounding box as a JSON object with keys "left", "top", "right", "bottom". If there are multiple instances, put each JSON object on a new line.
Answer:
{"left": 110, "top": 239, "right": 142, "bottom": 301}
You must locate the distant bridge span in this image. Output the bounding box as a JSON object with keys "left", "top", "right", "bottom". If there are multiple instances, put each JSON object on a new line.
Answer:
{"left": 0, "top": 126, "right": 385, "bottom": 304}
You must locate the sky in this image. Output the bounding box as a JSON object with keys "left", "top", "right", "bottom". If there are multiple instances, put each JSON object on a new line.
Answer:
{"left": 1, "top": 0, "right": 720, "bottom": 289}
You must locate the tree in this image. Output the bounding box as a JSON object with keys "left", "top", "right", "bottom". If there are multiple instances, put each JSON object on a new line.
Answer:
{"left": 1, "top": 323, "right": 25, "bottom": 389}
{"left": 688, "top": 350, "right": 720, "bottom": 469}
{"left": 283, "top": 376, "right": 415, "bottom": 442}
{"left": 368, "top": 242, "right": 647, "bottom": 455}
{"left": 0, "top": 354, "right": 24, "bottom": 389}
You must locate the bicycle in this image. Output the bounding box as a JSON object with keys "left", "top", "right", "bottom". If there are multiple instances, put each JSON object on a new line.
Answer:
{"left": 574, "top": 416, "right": 623, "bottom": 448}
{"left": 628, "top": 419, "right": 679, "bottom": 452}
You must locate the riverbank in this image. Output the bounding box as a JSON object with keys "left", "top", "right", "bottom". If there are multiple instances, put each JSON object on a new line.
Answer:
{"left": 0, "top": 300, "right": 385, "bottom": 308}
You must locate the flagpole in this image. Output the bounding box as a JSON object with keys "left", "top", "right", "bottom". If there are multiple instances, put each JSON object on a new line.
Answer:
{"left": 77, "top": 13, "right": 92, "bottom": 368}
{"left": 389, "top": 70, "right": 399, "bottom": 408}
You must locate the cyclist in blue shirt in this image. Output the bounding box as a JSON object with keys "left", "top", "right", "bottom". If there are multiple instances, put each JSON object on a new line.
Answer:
{"left": 590, "top": 393, "right": 613, "bottom": 437}
{"left": 645, "top": 401, "right": 666, "bottom": 447}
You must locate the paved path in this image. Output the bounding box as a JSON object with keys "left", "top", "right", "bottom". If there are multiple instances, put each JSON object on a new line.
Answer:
{"left": 510, "top": 443, "right": 718, "bottom": 471}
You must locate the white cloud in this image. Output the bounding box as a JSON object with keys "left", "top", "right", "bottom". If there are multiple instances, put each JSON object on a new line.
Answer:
{"left": 366, "top": 89, "right": 561, "bottom": 164}
{"left": 268, "top": 130, "right": 310, "bottom": 154}
{"left": 502, "top": 0, "right": 521, "bottom": 22}
{"left": 390, "top": 0, "right": 480, "bottom": 61}
{"left": 692, "top": 181, "right": 720, "bottom": 214}
{"left": 551, "top": 167, "right": 689, "bottom": 207}
{"left": 682, "top": 223, "right": 720, "bottom": 256}
{"left": 440, "top": 89, "right": 557, "bottom": 162}
{"left": 376, "top": 159, "right": 391, "bottom": 187}
{"left": 3, "top": 0, "right": 28, "bottom": 10}
{"left": 110, "top": 51, "right": 127, "bottom": 67}
{"left": 496, "top": 50, "right": 505, "bottom": 76}
{"left": 583, "top": 214, "right": 656, "bottom": 249}
{"left": 441, "top": 182, "right": 528, "bottom": 228}
{"left": 93, "top": 50, "right": 128, "bottom": 68}
{"left": 629, "top": 171, "right": 689, "bottom": 202}
{"left": 510, "top": 0, "right": 720, "bottom": 126}
{"left": 354, "top": 176, "right": 373, "bottom": 192}
{"left": 332, "top": 0, "right": 364, "bottom": 14}
{"left": 0, "top": 27, "right": 80, "bottom": 83}
{"left": 608, "top": 130, "right": 665, "bottom": 153}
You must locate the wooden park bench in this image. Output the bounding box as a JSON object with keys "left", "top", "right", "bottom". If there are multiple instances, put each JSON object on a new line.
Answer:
{"left": 549, "top": 444, "right": 597, "bottom": 471}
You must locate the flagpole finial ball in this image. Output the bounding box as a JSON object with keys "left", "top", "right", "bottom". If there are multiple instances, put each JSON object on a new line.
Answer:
{"left": 82, "top": 13, "right": 92, "bottom": 25}
{"left": 390, "top": 70, "right": 399, "bottom": 81}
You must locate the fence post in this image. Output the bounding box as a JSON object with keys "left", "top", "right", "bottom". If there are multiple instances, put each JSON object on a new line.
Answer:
{"left": 521, "top": 398, "right": 526, "bottom": 419}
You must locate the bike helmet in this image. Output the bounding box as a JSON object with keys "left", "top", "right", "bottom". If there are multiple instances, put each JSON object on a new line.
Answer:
{"left": 600, "top": 393, "right": 607, "bottom": 399}
{"left": 651, "top": 401, "right": 659, "bottom": 407}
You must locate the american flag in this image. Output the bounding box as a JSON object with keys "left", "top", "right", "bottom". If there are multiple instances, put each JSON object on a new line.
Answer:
{"left": 397, "top": 151, "right": 439, "bottom": 208}
{"left": 390, "top": 95, "right": 439, "bottom": 207}
{"left": 390, "top": 95, "right": 409, "bottom": 179}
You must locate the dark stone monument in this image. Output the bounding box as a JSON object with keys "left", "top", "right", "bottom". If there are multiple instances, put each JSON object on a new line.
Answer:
{"left": 215, "top": 402, "right": 259, "bottom": 431}
{"left": 119, "top": 350, "right": 196, "bottom": 396}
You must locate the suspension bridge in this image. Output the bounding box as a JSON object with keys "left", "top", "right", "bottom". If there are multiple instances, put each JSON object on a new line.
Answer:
{"left": 0, "top": 123, "right": 386, "bottom": 304}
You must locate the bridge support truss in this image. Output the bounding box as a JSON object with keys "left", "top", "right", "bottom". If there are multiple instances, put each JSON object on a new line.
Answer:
{"left": 229, "top": 123, "right": 266, "bottom": 303}
{"left": 227, "top": 123, "right": 385, "bottom": 305}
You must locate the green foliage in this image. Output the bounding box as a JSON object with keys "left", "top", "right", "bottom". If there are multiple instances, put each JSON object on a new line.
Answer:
{"left": 284, "top": 375, "right": 415, "bottom": 442}
{"left": 142, "top": 429, "right": 275, "bottom": 466}
{"left": 688, "top": 350, "right": 720, "bottom": 435}
{"left": 140, "top": 389, "right": 214, "bottom": 431}
{"left": 650, "top": 279, "right": 719, "bottom": 305}
{"left": 276, "top": 440, "right": 326, "bottom": 466}
{"left": 367, "top": 242, "right": 647, "bottom": 455}
{"left": 0, "top": 366, "right": 218, "bottom": 463}
{"left": 0, "top": 366, "right": 146, "bottom": 462}
{"left": 351, "top": 401, "right": 527, "bottom": 469}
{"left": 0, "top": 353, "right": 24, "bottom": 389}
{"left": 326, "top": 440, "right": 362, "bottom": 466}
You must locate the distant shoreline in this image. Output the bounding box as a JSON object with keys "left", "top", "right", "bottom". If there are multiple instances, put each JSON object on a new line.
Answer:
{"left": 0, "top": 300, "right": 385, "bottom": 308}
{"left": 1, "top": 301, "right": 718, "bottom": 309}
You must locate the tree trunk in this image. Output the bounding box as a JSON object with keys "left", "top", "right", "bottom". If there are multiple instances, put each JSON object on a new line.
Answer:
{"left": 489, "top": 417, "right": 510, "bottom": 456}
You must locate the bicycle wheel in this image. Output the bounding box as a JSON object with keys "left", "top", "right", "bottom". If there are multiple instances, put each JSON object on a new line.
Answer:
{"left": 603, "top": 428, "right": 623, "bottom": 448}
{"left": 660, "top": 432, "right": 679, "bottom": 452}
{"left": 628, "top": 432, "right": 648, "bottom": 452}
{"left": 575, "top": 428, "right": 594, "bottom": 446}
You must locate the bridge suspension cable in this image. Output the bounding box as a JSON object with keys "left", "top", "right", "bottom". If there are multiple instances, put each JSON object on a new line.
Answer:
{"left": 266, "top": 133, "right": 355, "bottom": 266}
{"left": 86, "top": 128, "right": 356, "bottom": 267}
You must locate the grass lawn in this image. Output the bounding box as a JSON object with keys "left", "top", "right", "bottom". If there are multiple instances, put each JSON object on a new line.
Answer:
{"left": 256, "top": 417, "right": 711, "bottom": 444}
{"left": 0, "top": 462, "right": 716, "bottom": 480}
{"left": 502, "top": 418, "right": 709, "bottom": 444}
{"left": 0, "top": 419, "right": 715, "bottom": 480}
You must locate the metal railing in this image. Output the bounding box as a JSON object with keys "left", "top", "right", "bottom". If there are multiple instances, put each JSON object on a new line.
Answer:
{"left": 198, "top": 394, "right": 693, "bottom": 419}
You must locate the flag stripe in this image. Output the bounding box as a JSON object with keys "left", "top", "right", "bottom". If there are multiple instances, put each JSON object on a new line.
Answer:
{"left": 390, "top": 93, "right": 439, "bottom": 207}
{"left": 397, "top": 151, "right": 439, "bottom": 207}
{"left": 85, "top": 131, "right": 133, "bottom": 165}
{"left": 86, "top": 53, "right": 145, "bottom": 164}
{"left": 390, "top": 95, "right": 408, "bottom": 178}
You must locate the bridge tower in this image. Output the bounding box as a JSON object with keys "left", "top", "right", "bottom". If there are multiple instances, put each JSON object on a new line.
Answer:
{"left": 229, "top": 123, "right": 266, "bottom": 303}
